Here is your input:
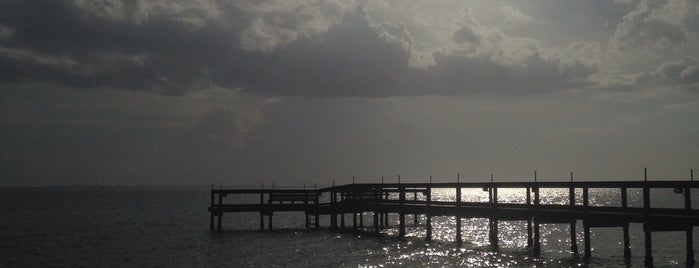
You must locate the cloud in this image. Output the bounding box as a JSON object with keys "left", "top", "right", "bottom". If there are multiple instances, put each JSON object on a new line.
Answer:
{"left": 0, "top": 0, "right": 596, "bottom": 97}
{"left": 501, "top": 6, "right": 535, "bottom": 24}
{"left": 610, "top": 0, "right": 696, "bottom": 52}
{"left": 635, "top": 56, "right": 699, "bottom": 87}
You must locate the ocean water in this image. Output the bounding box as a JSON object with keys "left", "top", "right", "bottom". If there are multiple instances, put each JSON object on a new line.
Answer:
{"left": 1, "top": 186, "right": 697, "bottom": 267}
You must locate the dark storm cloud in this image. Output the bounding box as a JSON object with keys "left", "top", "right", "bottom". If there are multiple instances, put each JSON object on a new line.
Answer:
{"left": 0, "top": 0, "right": 596, "bottom": 96}
{"left": 0, "top": 0, "right": 248, "bottom": 94}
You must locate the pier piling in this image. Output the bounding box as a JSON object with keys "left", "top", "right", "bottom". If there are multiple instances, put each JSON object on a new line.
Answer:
{"left": 456, "top": 174, "right": 462, "bottom": 245}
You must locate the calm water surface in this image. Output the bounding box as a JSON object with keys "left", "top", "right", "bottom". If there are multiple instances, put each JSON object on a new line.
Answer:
{"left": 1, "top": 186, "right": 697, "bottom": 267}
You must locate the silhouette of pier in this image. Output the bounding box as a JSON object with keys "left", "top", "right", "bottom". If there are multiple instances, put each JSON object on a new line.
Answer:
{"left": 209, "top": 170, "right": 698, "bottom": 266}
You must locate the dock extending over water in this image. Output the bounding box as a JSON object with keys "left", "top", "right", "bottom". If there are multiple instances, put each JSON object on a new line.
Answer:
{"left": 209, "top": 172, "right": 698, "bottom": 266}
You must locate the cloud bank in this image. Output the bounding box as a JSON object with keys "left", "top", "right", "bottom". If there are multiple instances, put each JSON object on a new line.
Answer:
{"left": 0, "top": 0, "right": 598, "bottom": 96}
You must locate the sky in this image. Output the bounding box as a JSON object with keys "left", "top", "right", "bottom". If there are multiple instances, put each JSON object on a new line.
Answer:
{"left": 0, "top": 0, "right": 698, "bottom": 186}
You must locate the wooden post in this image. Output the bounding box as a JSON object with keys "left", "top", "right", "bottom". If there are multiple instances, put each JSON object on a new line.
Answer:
{"left": 379, "top": 211, "right": 384, "bottom": 229}
{"left": 584, "top": 223, "right": 591, "bottom": 261}
{"left": 582, "top": 186, "right": 589, "bottom": 260}
{"left": 456, "top": 173, "right": 462, "bottom": 245}
{"left": 533, "top": 218, "right": 541, "bottom": 256}
{"left": 209, "top": 188, "right": 215, "bottom": 230}
{"left": 623, "top": 187, "right": 642, "bottom": 260}
{"left": 399, "top": 184, "right": 406, "bottom": 237}
{"left": 426, "top": 182, "right": 432, "bottom": 241}
{"left": 570, "top": 172, "right": 578, "bottom": 255}
{"left": 373, "top": 188, "right": 380, "bottom": 235}
{"left": 359, "top": 212, "right": 364, "bottom": 228}
{"left": 643, "top": 168, "right": 653, "bottom": 266}
{"left": 374, "top": 211, "right": 380, "bottom": 235}
{"left": 384, "top": 190, "right": 389, "bottom": 228}
{"left": 331, "top": 191, "right": 338, "bottom": 229}
{"left": 314, "top": 194, "right": 320, "bottom": 228}
{"left": 268, "top": 212, "right": 273, "bottom": 230}
{"left": 260, "top": 192, "right": 265, "bottom": 230}
{"left": 490, "top": 219, "right": 499, "bottom": 249}
{"left": 686, "top": 171, "right": 695, "bottom": 266}
{"left": 260, "top": 213, "right": 265, "bottom": 231}
{"left": 413, "top": 192, "right": 419, "bottom": 225}
{"left": 353, "top": 213, "right": 358, "bottom": 231}
{"left": 340, "top": 213, "right": 345, "bottom": 230}
{"left": 644, "top": 225, "right": 653, "bottom": 267}
{"left": 217, "top": 190, "right": 223, "bottom": 231}
{"left": 340, "top": 191, "right": 345, "bottom": 230}
{"left": 526, "top": 187, "right": 532, "bottom": 247}
{"left": 490, "top": 175, "right": 498, "bottom": 249}
{"left": 533, "top": 176, "right": 541, "bottom": 256}
{"left": 304, "top": 192, "right": 310, "bottom": 229}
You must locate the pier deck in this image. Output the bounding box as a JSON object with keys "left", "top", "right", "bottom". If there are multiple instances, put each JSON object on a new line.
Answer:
{"left": 208, "top": 177, "right": 699, "bottom": 266}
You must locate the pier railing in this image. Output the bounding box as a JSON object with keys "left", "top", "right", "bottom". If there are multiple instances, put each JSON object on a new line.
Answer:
{"left": 209, "top": 179, "right": 699, "bottom": 266}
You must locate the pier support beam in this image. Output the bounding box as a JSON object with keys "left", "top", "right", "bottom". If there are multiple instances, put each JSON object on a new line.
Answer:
{"left": 217, "top": 214, "right": 222, "bottom": 231}
{"left": 340, "top": 213, "right": 345, "bottom": 230}
{"left": 426, "top": 186, "right": 432, "bottom": 241}
{"left": 623, "top": 223, "right": 631, "bottom": 259}
{"left": 413, "top": 193, "right": 419, "bottom": 226}
{"left": 426, "top": 216, "right": 432, "bottom": 241}
{"left": 621, "top": 187, "right": 631, "bottom": 259}
{"left": 490, "top": 219, "right": 499, "bottom": 249}
{"left": 330, "top": 213, "right": 336, "bottom": 229}
{"left": 379, "top": 213, "right": 384, "bottom": 229}
{"left": 456, "top": 182, "right": 462, "bottom": 246}
{"left": 359, "top": 213, "right": 364, "bottom": 228}
{"left": 569, "top": 181, "right": 578, "bottom": 255}
{"left": 527, "top": 219, "right": 533, "bottom": 248}
{"left": 209, "top": 213, "right": 214, "bottom": 230}
{"left": 352, "top": 213, "right": 357, "bottom": 231}
{"left": 267, "top": 213, "right": 273, "bottom": 230}
{"left": 526, "top": 187, "right": 533, "bottom": 247}
{"left": 687, "top": 227, "right": 695, "bottom": 266}
{"left": 490, "top": 186, "right": 499, "bottom": 249}
{"left": 456, "top": 216, "right": 462, "bottom": 245}
{"left": 644, "top": 226, "right": 652, "bottom": 267}
{"left": 533, "top": 218, "right": 541, "bottom": 256}
{"left": 532, "top": 184, "right": 540, "bottom": 255}
{"left": 583, "top": 187, "right": 590, "bottom": 261}
{"left": 570, "top": 221, "right": 578, "bottom": 255}
{"left": 373, "top": 211, "right": 380, "bottom": 235}
{"left": 260, "top": 213, "right": 264, "bottom": 230}
{"left": 399, "top": 185, "right": 406, "bottom": 238}
{"left": 686, "top": 186, "right": 695, "bottom": 266}
{"left": 643, "top": 173, "right": 653, "bottom": 267}
{"left": 583, "top": 224, "right": 591, "bottom": 261}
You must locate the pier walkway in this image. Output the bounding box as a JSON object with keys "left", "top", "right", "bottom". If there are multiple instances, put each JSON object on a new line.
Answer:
{"left": 209, "top": 175, "right": 698, "bottom": 266}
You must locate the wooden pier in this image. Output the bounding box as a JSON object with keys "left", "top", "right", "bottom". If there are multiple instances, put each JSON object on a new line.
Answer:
{"left": 209, "top": 172, "right": 698, "bottom": 266}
